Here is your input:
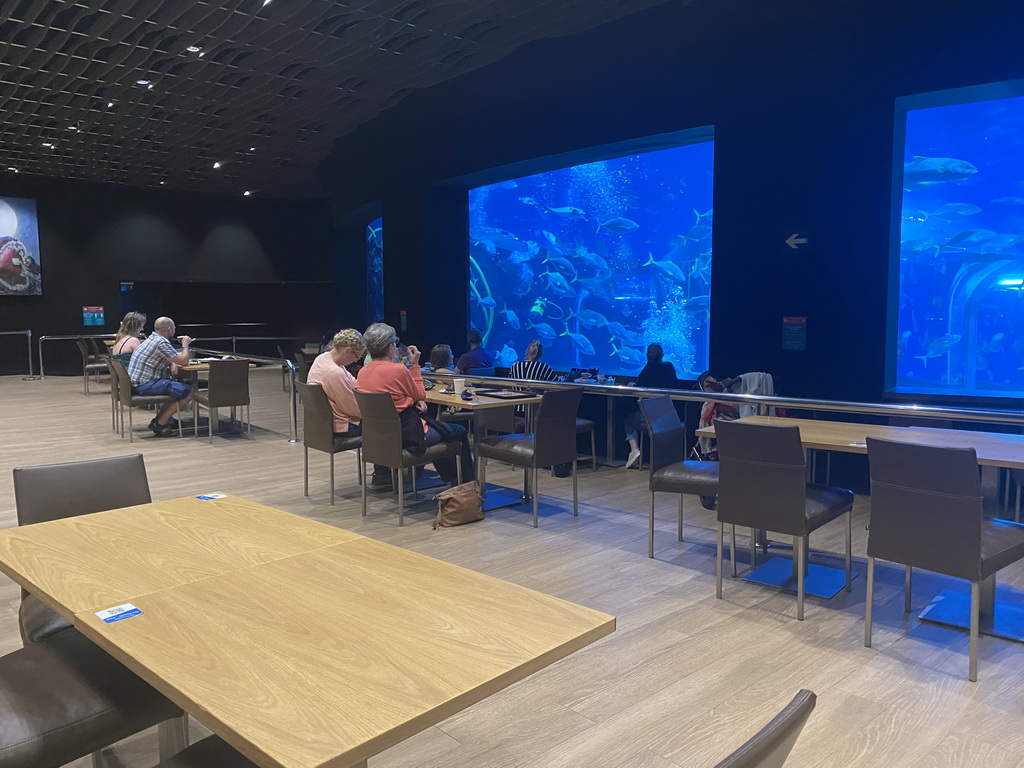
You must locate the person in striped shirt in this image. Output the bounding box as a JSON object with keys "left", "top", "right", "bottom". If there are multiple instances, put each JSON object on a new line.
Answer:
{"left": 509, "top": 340, "right": 557, "bottom": 383}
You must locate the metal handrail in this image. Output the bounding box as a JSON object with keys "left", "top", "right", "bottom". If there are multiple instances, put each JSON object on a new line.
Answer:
{"left": 0, "top": 330, "right": 34, "bottom": 377}
{"left": 37, "top": 334, "right": 115, "bottom": 379}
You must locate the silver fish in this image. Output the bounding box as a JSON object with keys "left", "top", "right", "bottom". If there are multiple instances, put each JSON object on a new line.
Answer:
{"left": 568, "top": 309, "right": 608, "bottom": 328}
{"left": 607, "top": 322, "right": 643, "bottom": 346}
{"left": 529, "top": 321, "right": 557, "bottom": 339}
{"left": 597, "top": 217, "right": 639, "bottom": 233}
{"left": 931, "top": 203, "right": 982, "bottom": 219}
{"left": 561, "top": 326, "right": 595, "bottom": 355}
{"left": 644, "top": 253, "right": 688, "bottom": 282}
{"left": 541, "top": 202, "right": 586, "bottom": 219}
{"left": 612, "top": 345, "right": 647, "bottom": 368}
{"left": 916, "top": 334, "right": 961, "bottom": 367}
{"left": 903, "top": 156, "right": 978, "bottom": 186}
{"left": 543, "top": 270, "right": 577, "bottom": 298}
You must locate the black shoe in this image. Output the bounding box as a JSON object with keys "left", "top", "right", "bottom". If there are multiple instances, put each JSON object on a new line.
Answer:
{"left": 368, "top": 474, "right": 393, "bottom": 492}
{"left": 700, "top": 495, "right": 717, "bottom": 510}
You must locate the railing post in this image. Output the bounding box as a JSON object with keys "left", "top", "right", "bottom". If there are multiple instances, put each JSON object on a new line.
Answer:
{"left": 288, "top": 362, "right": 299, "bottom": 443}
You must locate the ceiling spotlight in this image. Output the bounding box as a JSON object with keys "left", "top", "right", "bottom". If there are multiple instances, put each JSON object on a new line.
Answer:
{"left": 262, "top": 0, "right": 272, "bottom": 5}
{"left": 6, "top": 167, "right": 18, "bottom": 173}
{"left": 136, "top": 79, "right": 150, "bottom": 86}
{"left": 186, "top": 45, "right": 202, "bottom": 53}
{"left": 67, "top": 125, "right": 79, "bottom": 131}
{"left": 41, "top": 142, "right": 54, "bottom": 148}
{"left": 249, "top": 147, "right": 256, "bottom": 152}
{"left": 243, "top": 190, "right": 252, "bottom": 197}
{"left": 107, "top": 101, "right": 115, "bottom": 108}
{"left": 213, "top": 161, "right": 222, "bottom": 169}
{"left": 198, "top": 52, "right": 206, "bottom": 57}
{"left": 159, "top": 181, "right": 165, "bottom": 185}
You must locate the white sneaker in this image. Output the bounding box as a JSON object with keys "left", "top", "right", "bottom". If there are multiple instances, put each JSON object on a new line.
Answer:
{"left": 625, "top": 449, "right": 641, "bottom": 469}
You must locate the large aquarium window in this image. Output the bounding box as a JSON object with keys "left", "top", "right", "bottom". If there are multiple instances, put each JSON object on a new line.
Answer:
{"left": 366, "top": 216, "right": 383, "bottom": 324}
{"left": 468, "top": 137, "right": 714, "bottom": 377}
{"left": 890, "top": 80, "right": 1024, "bottom": 399}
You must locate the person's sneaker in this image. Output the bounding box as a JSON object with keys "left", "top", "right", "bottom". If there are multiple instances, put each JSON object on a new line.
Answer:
{"left": 148, "top": 419, "right": 174, "bottom": 437}
{"left": 700, "top": 495, "right": 717, "bottom": 510}
{"left": 368, "top": 474, "right": 393, "bottom": 492}
{"left": 625, "top": 448, "right": 642, "bottom": 469}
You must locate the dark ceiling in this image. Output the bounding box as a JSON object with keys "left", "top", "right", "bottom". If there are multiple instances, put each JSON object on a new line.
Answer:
{"left": 0, "top": 0, "right": 671, "bottom": 198}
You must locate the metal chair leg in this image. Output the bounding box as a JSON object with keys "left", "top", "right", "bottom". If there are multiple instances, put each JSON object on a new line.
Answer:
{"left": 864, "top": 556, "right": 874, "bottom": 647}
{"left": 128, "top": 406, "right": 134, "bottom": 443}
{"left": 749, "top": 528, "right": 757, "bottom": 570}
{"left": 361, "top": 456, "right": 368, "bottom": 517}
{"left": 678, "top": 495, "right": 684, "bottom": 542}
{"left": 398, "top": 469, "right": 405, "bottom": 527}
{"left": 303, "top": 446, "right": 309, "bottom": 497}
{"left": 730, "top": 524, "right": 737, "bottom": 578}
{"left": 329, "top": 452, "right": 335, "bottom": 506}
{"left": 572, "top": 459, "right": 578, "bottom": 516}
{"left": 590, "top": 430, "right": 597, "bottom": 472}
{"left": 716, "top": 521, "right": 724, "bottom": 599}
{"left": 648, "top": 491, "right": 656, "bottom": 559}
{"left": 969, "top": 580, "right": 980, "bottom": 682}
{"left": 904, "top": 566, "right": 912, "bottom": 613}
{"left": 456, "top": 455, "right": 463, "bottom": 485}
{"left": 479, "top": 457, "right": 487, "bottom": 499}
{"left": 356, "top": 449, "right": 363, "bottom": 487}
{"left": 158, "top": 713, "right": 190, "bottom": 759}
{"left": 845, "top": 511, "right": 853, "bottom": 592}
{"left": 532, "top": 465, "right": 539, "bottom": 528}
{"left": 796, "top": 535, "right": 806, "bottom": 621}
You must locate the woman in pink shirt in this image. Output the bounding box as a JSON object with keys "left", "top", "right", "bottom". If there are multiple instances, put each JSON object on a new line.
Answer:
{"left": 306, "top": 328, "right": 365, "bottom": 435}
{"left": 357, "top": 323, "right": 474, "bottom": 489}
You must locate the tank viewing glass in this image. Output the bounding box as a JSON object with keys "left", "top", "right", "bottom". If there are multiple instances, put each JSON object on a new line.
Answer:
{"left": 890, "top": 80, "right": 1024, "bottom": 399}
{"left": 366, "top": 216, "right": 383, "bottom": 325}
{"left": 468, "top": 134, "right": 714, "bottom": 377}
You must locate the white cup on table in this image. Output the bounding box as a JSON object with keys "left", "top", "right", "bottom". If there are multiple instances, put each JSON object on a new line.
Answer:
{"left": 453, "top": 378, "right": 466, "bottom": 395}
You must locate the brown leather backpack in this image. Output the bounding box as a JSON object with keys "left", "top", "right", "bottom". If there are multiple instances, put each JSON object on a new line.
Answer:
{"left": 432, "top": 481, "right": 484, "bottom": 529}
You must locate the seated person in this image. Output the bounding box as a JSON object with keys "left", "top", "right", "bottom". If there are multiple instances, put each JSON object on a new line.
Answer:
{"left": 126, "top": 316, "right": 193, "bottom": 437}
{"left": 357, "top": 323, "right": 475, "bottom": 487}
{"left": 307, "top": 329, "right": 366, "bottom": 436}
{"left": 111, "top": 312, "right": 146, "bottom": 367}
{"left": 509, "top": 340, "right": 557, "bottom": 383}
{"left": 623, "top": 343, "right": 678, "bottom": 468}
{"left": 455, "top": 328, "right": 494, "bottom": 374}
{"left": 429, "top": 344, "right": 456, "bottom": 374}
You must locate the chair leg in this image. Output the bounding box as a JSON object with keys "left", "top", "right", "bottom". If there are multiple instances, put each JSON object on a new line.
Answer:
{"left": 648, "top": 491, "right": 656, "bottom": 559}
{"left": 969, "top": 580, "right": 980, "bottom": 682}
{"left": 158, "top": 713, "right": 190, "bottom": 759}
{"left": 356, "top": 449, "right": 363, "bottom": 487}
{"left": 361, "top": 457, "right": 368, "bottom": 517}
{"left": 329, "top": 452, "right": 335, "bottom": 506}
{"left": 456, "top": 455, "right": 463, "bottom": 485}
{"left": 845, "top": 511, "right": 853, "bottom": 592}
{"left": 864, "top": 556, "right": 875, "bottom": 647}
{"left": 128, "top": 406, "right": 134, "bottom": 443}
{"left": 92, "top": 751, "right": 112, "bottom": 768}
{"left": 590, "top": 430, "right": 597, "bottom": 472}
{"left": 716, "top": 521, "right": 724, "bottom": 599}
{"left": 678, "top": 495, "right": 684, "bottom": 542}
{"left": 193, "top": 400, "right": 199, "bottom": 438}
{"left": 572, "top": 459, "right": 578, "bottom": 516}
{"left": 905, "top": 566, "right": 913, "bottom": 613}
{"left": 796, "top": 535, "right": 806, "bottom": 621}
{"left": 479, "top": 457, "right": 487, "bottom": 499}
{"left": 303, "top": 447, "right": 309, "bottom": 497}
{"left": 209, "top": 405, "right": 214, "bottom": 444}
{"left": 398, "top": 468, "right": 405, "bottom": 527}
{"left": 730, "top": 525, "right": 737, "bottom": 578}
{"left": 1017, "top": 482, "right": 1021, "bottom": 523}
{"left": 532, "top": 465, "right": 539, "bottom": 528}
{"left": 750, "top": 528, "right": 757, "bottom": 570}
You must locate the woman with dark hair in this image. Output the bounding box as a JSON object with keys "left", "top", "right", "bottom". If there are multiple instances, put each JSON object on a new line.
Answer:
{"left": 429, "top": 344, "right": 456, "bottom": 373}
{"left": 623, "top": 343, "right": 679, "bottom": 468}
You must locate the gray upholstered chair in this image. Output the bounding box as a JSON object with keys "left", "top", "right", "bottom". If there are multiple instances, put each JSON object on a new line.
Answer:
{"left": 193, "top": 359, "right": 251, "bottom": 442}
{"left": 715, "top": 420, "right": 853, "bottom": 620}
{"left": 576, "top": 417, "right": 598, "bottom": 472}
{"left": 0, "top": 628, "right": 187, "bottom": 768}
{"left": 713, "top": 689, "right": 816, "bottom": 768}
{"left": 294, "top": 351, "right": 311, "bottom": 384}
{"left": 864, "top": 438, "right": 1024, "bottom": 681}
{"left": 476, "top": 387, "right": 583, "bottom": 528}
{"left": 13, "top": 454, "right": 153, "bottom": 645}
{"left": 110, "top": 358, "right": 182, "bottom": 441}
{"left": 1012, "top": 468, "right": 1024, "bottom": 523}
{"left": 639, "top": 396, "right": 719, "bottom": 558}
{"left": 354, "top": 391, "right": 462, "bottom": 526}
{"left": 106, "top": 356, "right": 121, "bottom": 432}
{"left": 76, "top": 337, "right": 107, "bottom": 394}
{"left": 153, "top": 736, "right": 258, "bottom": 767}
{"left": 296, "top": 381, "right": 362, "bottom": 505}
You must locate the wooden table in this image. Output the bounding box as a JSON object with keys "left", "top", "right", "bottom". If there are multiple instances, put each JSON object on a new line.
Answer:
{"left": 695, "top": 415, "right": 1024, "bottom": 469}
{"left": 426, "top": 388, "right": 543, "bottom": 511}
{"left": 0, "top": 495, "right": 614, "bottom": 768}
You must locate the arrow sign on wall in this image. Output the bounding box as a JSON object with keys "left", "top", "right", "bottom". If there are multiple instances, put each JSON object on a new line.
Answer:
{"left": 785, "top": 233, "right": 809, "bottom": 250}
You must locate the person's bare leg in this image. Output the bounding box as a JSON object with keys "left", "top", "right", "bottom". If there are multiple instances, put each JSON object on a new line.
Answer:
{"left": 628, "top": 438, "right": 639, "bottom": 452}
{"left": 157, "top": 392, "right": 193, "bottom": 425}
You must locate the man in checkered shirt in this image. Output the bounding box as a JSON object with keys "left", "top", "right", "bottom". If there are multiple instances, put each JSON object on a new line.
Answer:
{"left": 127, "top": 316, "right": 194, "bottom": 436}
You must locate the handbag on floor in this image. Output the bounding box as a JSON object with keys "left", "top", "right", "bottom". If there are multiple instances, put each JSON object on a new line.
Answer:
{"left": 432, "top": 481, "right": 484, "bottom": 529}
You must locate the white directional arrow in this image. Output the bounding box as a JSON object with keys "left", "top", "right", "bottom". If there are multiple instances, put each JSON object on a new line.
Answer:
{"left": 785, "top": 234, "right": 809, "bottom": 250}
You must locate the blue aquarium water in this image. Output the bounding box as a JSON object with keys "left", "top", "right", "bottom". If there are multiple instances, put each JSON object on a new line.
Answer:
{"left": 468, "top": 140, "right": 714, "bottom": 377}
{"left": 366, "top": 216, "right": 384, "bottom": 325}
{"left": 893, "top": 81, "right": 1024, "bottom": 399}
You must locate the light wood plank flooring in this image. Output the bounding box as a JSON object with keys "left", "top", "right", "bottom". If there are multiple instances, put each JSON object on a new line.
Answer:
{"left": 1, "top": 369, "right": 1022, "bottom": 768}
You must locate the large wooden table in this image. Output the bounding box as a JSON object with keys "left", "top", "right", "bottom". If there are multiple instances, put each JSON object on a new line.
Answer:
{"left": 695, "top": 415, "right": 1024, "bottom": 470}
{"left": 0, "top": 495, "right": 614, "bottom": 768}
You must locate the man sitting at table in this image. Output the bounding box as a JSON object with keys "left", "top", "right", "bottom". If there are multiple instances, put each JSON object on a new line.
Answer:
{"left": 127, "top": 316, "right": 193, "bottom": 437}
{"left": 455, "top": 328, "right": 494, "bottom": 374}
{"left": 357, "top": 323, "right": 475, "bottom": 487}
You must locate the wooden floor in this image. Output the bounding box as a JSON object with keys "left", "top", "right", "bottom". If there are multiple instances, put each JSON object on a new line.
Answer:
{"left": 2, "top": 369, "right": 1024, "bottom": 768}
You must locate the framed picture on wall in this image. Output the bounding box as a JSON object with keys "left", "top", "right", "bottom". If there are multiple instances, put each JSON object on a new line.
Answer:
{"left": 0, "top": 196, "right": 41, "bottom": 296}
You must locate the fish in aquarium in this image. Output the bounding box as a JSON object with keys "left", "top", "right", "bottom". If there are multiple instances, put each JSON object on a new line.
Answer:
{"left": 915, "top": 334, "right": 962, "bottom": 368}
{"left": 468, "top": 139, "right": 713, "bottom": 375}
{"left": 930, "top": 203, "right": 983, "bottom": 219}
{"left": 902, "top": 156, "right": 978, "bottom": 187}
{"left": 991, "top": 196, "right": 1024, "bottom": 205}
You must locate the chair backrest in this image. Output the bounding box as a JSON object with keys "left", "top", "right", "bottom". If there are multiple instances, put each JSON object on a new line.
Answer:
{"left": 295, "top": 381, "right": 335, "bottom": 454}
{"left": 353, "top": 391, "right": 406, "bottom": 467}
{"left": 294, "top": 351, "right": 310, "bottom": 384}
{"left": 110, "top": 358, "right": 134, "bottom": 404}
{"left": 204, "top": 360, "right": 251, "bottom": 408}
{"left": 714, "top": 689, "right": 816, "bottom": 768}
{"left": 866, "top": 437, "right": 983, "bottom": 580}
{"left": 75, "top": 338, "right": 89, "bottom": 364}
{"left": 106, "top": 357, "right": 120, "bottom": 400}
{"left": 467, "top": 367, "right": 495, "bottom": 378}
{"left": 88, "top": 337, "right": 102, "bottom": 359}
{"left": 715, "top": 420, "right": 808, "bottom": 534}
{"left": 14, "top": 454, "right": 152, "bottom": 526}
{"left": 533, "top": 388, "right": 583, "bottom": 467}
{"left": 639, "top": 395, "right": 688, "bottom": 473}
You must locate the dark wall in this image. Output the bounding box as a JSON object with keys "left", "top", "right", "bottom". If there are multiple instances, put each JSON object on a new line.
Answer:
{"left": 319, "top": 0, "right": 1024, "bottom": 402}
{"left": 0, "top": 175, "right": 333, "bottom": 373}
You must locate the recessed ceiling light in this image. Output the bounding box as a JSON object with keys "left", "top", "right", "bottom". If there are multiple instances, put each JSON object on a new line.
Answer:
{"left": 41, "top": 142, "right": 54, "bottom": 148}
{"left": 136, "top": 79, "right": 150, "bottom": 86}
{"left": 249, "top": 147, "right": 256, "bottom": 152}
{"left": 243, "top": 190, "right": 252, "bottom": 197}
{"left": 6, "top": 167, "right": 18, "bottom": 173}
{"left": 107, "top": 101, "right": 115, "bottom": 108}
{"left": 186, "top": 45, "right": 202, "bottom": 53}
{"left": 67, "top": 125, "right": 78, "bottom": 131}
{"left": 262, "top": 0, "right": 272, "bottom": 5}
{"left": 159, "top": 181, "right": 165, "bottom": 185}
{"left": 213, "top": 161, "right": 222, "bottom": 169}
{"left": 198, "top": 52, "right": 206, "bottom": 57}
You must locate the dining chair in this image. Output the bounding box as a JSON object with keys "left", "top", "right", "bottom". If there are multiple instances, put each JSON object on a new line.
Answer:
{"left": 106, "top": 356, "right": 120, "bottom": 431}
{"left": 713, "top": 689, "right": 816, "bottom": 768}
{"left": 295, "top": 381, "right": 362, "bottom": 505}
{"left": 864, "top": 438, "right": 1024, "bottom": 681}
{"left": 294, "top": 350, "right": 311, "bottom": 384}
{"left": 715, "top": 420, "right": 853, "bottom": 620}
{"left": 0, "top": 628, "right": 188, "bottom": 768}
{"left": 353, "top": 391, "right": 462, "bottom": 526}
{"left": 110, "top": 359, "right": 182, "bottom": 441}
{"left": 193, "top": 359, "right": 251, "bottom": 443}
{"left": 477, "top": 387, "right": 583, "bottom": 528}
{"left": 13, "top": 453, "right": 153, "bottom": 645}
{"left": 638, "top": 396, "right": 719, "bottom": 558}
{"left": 76, "top": 337, "right": 107, "bottom": 394}
{"left": 153, "top": 735, "right": 258, "bottom": 767}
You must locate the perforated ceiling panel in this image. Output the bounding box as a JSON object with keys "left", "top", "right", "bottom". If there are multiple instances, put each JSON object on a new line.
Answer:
{"left": 0, "top": 0, "right": 672, "bottom": 198}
